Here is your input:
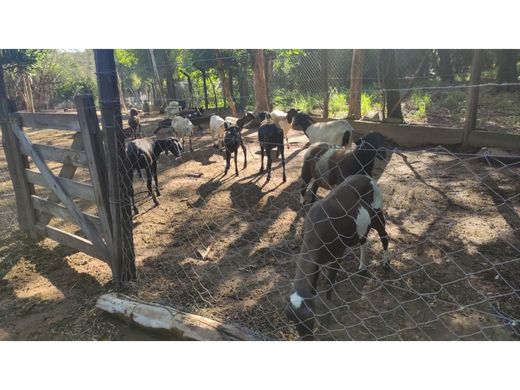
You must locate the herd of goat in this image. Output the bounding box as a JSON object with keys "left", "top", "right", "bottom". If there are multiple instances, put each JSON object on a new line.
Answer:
{"left": 126, "top": 106, "right": 390, "bottom": 340}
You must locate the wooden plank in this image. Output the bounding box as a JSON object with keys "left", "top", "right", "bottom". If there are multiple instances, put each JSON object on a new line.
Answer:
{"left": 96, "top": 293, "right": 260, "bottom": 341}
{"left": 94, "top": 50, "right": 136, "bottom": 283}
{"left": 19, "top": 142, "right": 89, "bottom": 166}
{"left": 11, "top": 112, "right": 81, "bottom": 131}
{"left": 31, "top": 195, "right": 102, "bottom": 231}
{"left": 37, "top": 132, "right": 84, "bottom": 225}
{"left": 76, "top": 95, "right": 113, "bottom": 264}
{"left": 34, "top": 223, "right": 108, "bottom": 262}
{"left": 0, "top": 99, "right": 37, "bottom": 237}
{"left": 25, "top": 169, "right": 96, "bottom": 202}
{"left": 10, "top": 121, "right": 109, "bottom": 260}
{"left": 469, "top": 131, "right": 520, "bottom": 151}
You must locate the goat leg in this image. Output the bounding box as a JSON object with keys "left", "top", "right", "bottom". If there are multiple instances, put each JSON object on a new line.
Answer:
{"left": 259, "top": 146, "right": 265, "bottom": 174}
{"left": 234, "top": 150, "right": 238, "bottom": 176}
{"left": 224, "top": 150, "right": 230, "bottom": 175}
{"left": 280, "top": 146, "right": 286, "bottom": 183}
{"left": 240, "top": 141, "right": 247, "bottom": 170}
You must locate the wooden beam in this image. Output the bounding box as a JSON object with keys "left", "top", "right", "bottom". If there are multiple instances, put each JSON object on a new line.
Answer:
{"left": 25, "top": 169, "right": 96, "bottom": 202}
{"left": 11, "top": 112, "right": 81, "bottom": 131}
{"left": 96, "top": 293, "right": 260, "bottom": 341}
{"left": 34, "top": 223, "right": 108, "bottom": 262}
{"left": 31, "top": 195, "right": 102, "bottom": 232}
{"left": 463, "top": 49, "right": 483, "bottom": 147}
{"left": 0, "top": 99, "right": 38, "bottom": 237}
{"left": 11, "top": 122, "right": 109, "bottom": 260}
{"left": 75, "top": 94, "right": 114, "bottom": 265}
{"left": 19, "top": 143, "right": 89, "bottom": 166}
{"left": 37, "top": 132, "right": 84, "bottom": 226}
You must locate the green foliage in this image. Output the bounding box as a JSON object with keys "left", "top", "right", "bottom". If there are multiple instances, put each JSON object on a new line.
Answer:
{"left": 0, "top": 49, "right": 48, "bottom": 71}
{"left": 328, "top": 88, "right": 348, "bottom": 117}
{"left": 410, "top": 92, "right": 431, "bottom": 120}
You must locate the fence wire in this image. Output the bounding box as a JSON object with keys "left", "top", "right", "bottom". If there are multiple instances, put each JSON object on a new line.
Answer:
{"left": 120, "top": 114, "right": 520, "bottom": 340}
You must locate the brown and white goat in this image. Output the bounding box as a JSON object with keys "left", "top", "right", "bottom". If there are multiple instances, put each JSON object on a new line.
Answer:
{"left": 300, "top": 132, "right": 388, "bottom": 205}
{"left": 285, "top": 175, "right": 389, "bottom": 340}
{"left": 128, "top": 108, "right": 142, "bottom": 139}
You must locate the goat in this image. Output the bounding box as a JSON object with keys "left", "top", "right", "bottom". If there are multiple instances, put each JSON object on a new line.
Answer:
{"left": 300, "top": 132, "right": 387, "bottom": 205}
{"left": 285, "top": 174, "right": 389, "bottom": 340}
{"left": 209, "top": 114, "right": 229, "bottom": 149}
{"left": 153, "top": 108, "right": 204, "bottom": 134}
{"left": 128, "top": 108, "right": 142, "bottom": 139}
{"left": 223, "top": 123, "right": 247, "bottom": 176}
{"left": 183, "top": 107, "right": 204, "bottom": 120}
{"left": 224, "top": 111, "right": 255, "bottom": 129}
{"left": 270, "top": 109, "right": 295, "bottom": 149}
{"left": 126, "top": 137, "right": 183, "bottom": 215}
{"left": 171, "top": 116, "right": 201, "bottom": 152}
{"left": 258, "top": 122, "right": 286, "bottom": 183}
{"left": 291, "top": 112, "right": 353, "bottom": 149}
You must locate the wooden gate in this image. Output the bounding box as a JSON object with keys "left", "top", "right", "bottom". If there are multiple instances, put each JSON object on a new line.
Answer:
{"left": 0, "top": 94, "right": 133, "bottom": 282}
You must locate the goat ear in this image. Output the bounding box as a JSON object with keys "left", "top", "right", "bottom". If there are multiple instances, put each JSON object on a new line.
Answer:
{"left": 224, "top": 122, "right": 229, "bottom": 130}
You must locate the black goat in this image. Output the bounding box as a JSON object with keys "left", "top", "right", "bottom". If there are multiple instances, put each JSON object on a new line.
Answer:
{"left": 300, "top": 132, "right": 387, "bottom": 205}
{"left": 126, "top": 137, "right": 183, "bottom": 215}
{"left": 236, "top": 111, "right": 255, "bottom": 130}
{"left": 258, "top": 122, "right": 286, "bottom": 183}
{"left": 285, "top": 175, "right": 389, "bottom": 340}
{"left": 128, "top": 108, "right": 142, "bottom": 139}
{"left": 223, "top": 123, "right": 247, "bottom": 176}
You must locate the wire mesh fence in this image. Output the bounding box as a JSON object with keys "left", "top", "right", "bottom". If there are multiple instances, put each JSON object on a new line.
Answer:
{"left": 0, "top": 144, "right": 18, "bottom": 236}
{"left": 120, "top": 115, "right": 520, "bottom": 340}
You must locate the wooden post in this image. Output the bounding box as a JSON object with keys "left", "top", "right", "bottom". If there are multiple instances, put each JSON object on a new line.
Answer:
{"left": 321, "top": 49, "right": 330, "bottom": 118}
{"left": 463, "top": 49, "right": 482, "bottom": 147}
{"left": 75, "top": 94, "right": 113, "bottom": 251}
{"left": 0, "top": 98, "right": 38, "bottom": 238}
{"left": 94, "top": 49, "right": 136, "bottom": 284}
{"left": 348, "top": 49, "right": 365, "bottom": 120}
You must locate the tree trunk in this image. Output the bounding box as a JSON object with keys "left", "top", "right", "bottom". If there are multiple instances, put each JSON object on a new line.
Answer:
{"left": 209, "top": 78, "right": 218, "bottom": 109}
{"left": 463, "top": 50, "right": 482, "bottom": 147}
{"left": 180, "top": 70, "right": 195, "bottom": 106}
{"left": 201, "top": 69, "right": 209, "bottom": 110}
{"left": 228, "top": 65, "right": 234, "bottom": 100}
{"left": 250, "top": 49, "right": 269, "bottom": 113}
{"left": 437, "top": 49, "right": 454, "bottom": 82}
{"left": 348, "top": 49, "right": 364, "bottom": 119}
{"left": 166, "top": 77, "right": 176, "bottom": 101}
{"left": 238, "top": 63, "right": 248, "bottom": 111}
{"left": 321, "top": 49, "right": 330, "bottom": 118}
{"left": 117, "top": 72, "right": 128, "bottom": 112}
{"left": 215, "top": 51, "right": 237, "bottom": 117}
{"left": 0, "top": 65, "right": 6, "bottom": 100}
{"left": 264, "top": 51, "right": 274, "bottom": 111}
{"left": 380, "top": 50, "right": 403, "bottom": 122}
{"left": 496, "top": 49, "right": 518, "bottom": 91}
{"left": 149, "top": 49, "right": 166, "bottom": 108}
{"left": 22, "top": 73, "right": 35, "bottom": 113}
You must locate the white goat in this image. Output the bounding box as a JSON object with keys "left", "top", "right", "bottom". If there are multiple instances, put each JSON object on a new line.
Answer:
{"left": 291, "top": 112, "right": 353, "bottom": 150}
{"left": 171, "top": 116, "right": 197, "bottom": 152}
{"left": 270, "top": 109, "right": 292, "bottom": 148}
{"left": 209, "top": 114, "right": 228, "bottom": 149}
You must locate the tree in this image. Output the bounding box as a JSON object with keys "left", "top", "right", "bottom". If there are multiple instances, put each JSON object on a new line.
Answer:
{"left": 215, "top": 50, "right": 237, "bottom": 117}
{"left": 249, "top": 49, "right": 269, "bottom": 113}
{"left": 379, "top": 49, "right": 403, "bottom": 122}
{"left": 348, "top": 49, "right": 364, "bottom": 120}
{"left": 495, "top": 50, "right": 518, "bottom": 90}
{"left": 436, "top": 49, "right": 454, "bottom": 81}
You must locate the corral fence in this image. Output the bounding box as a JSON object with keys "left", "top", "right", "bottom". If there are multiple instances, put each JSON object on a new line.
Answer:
{"left": 1, "top": 49, "right": 520, "bottom": 340}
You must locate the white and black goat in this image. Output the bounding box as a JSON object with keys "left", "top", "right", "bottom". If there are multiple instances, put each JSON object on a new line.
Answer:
{"left": 258, "top": 121, "right": 286, "bottom": 183}
{"left": 171, "top": 116, "right": 201, "bottom": 152}
{"left": 285, "top": 174, "right": 389, "bottom": 340}
{"left": 270, "top": 108, "right": 298, "bottom": 149}
{"left": 209, "top": 114, "right": 228, "bottom": 149}
{"left": 225, "top": 111, "right": 255, "bottom": 131}
{"left": 300, "top": 132, "right": 387, "bottom": 205}
{"left": 290, "top": 112, "right": 353, "bottom": 149}
{"left": 126, "top": 137, "right": 183, "bottom": 215}
{"left": 128, "top": 108, "right": 142, "bottom": 139}
{"left": 223, "top": 123, "right": 247, "bottom": 176}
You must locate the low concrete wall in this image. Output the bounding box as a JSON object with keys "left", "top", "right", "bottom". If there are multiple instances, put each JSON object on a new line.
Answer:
{"left": 309, "top": 116, "right": 520, "bottom": 151}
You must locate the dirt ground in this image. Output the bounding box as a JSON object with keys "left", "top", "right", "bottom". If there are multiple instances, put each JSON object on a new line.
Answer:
{"left": 0, "top": 114, "right": 519, "bottom": 340}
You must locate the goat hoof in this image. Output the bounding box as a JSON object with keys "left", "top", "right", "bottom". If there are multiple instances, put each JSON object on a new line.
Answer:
{"left": 283, "top": 177, "right": 287, "bottom": 183}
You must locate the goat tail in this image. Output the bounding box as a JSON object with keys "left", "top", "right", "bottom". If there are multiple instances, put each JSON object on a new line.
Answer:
{"left": 341, "top": 130, "right": 351, "bottom": 148}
